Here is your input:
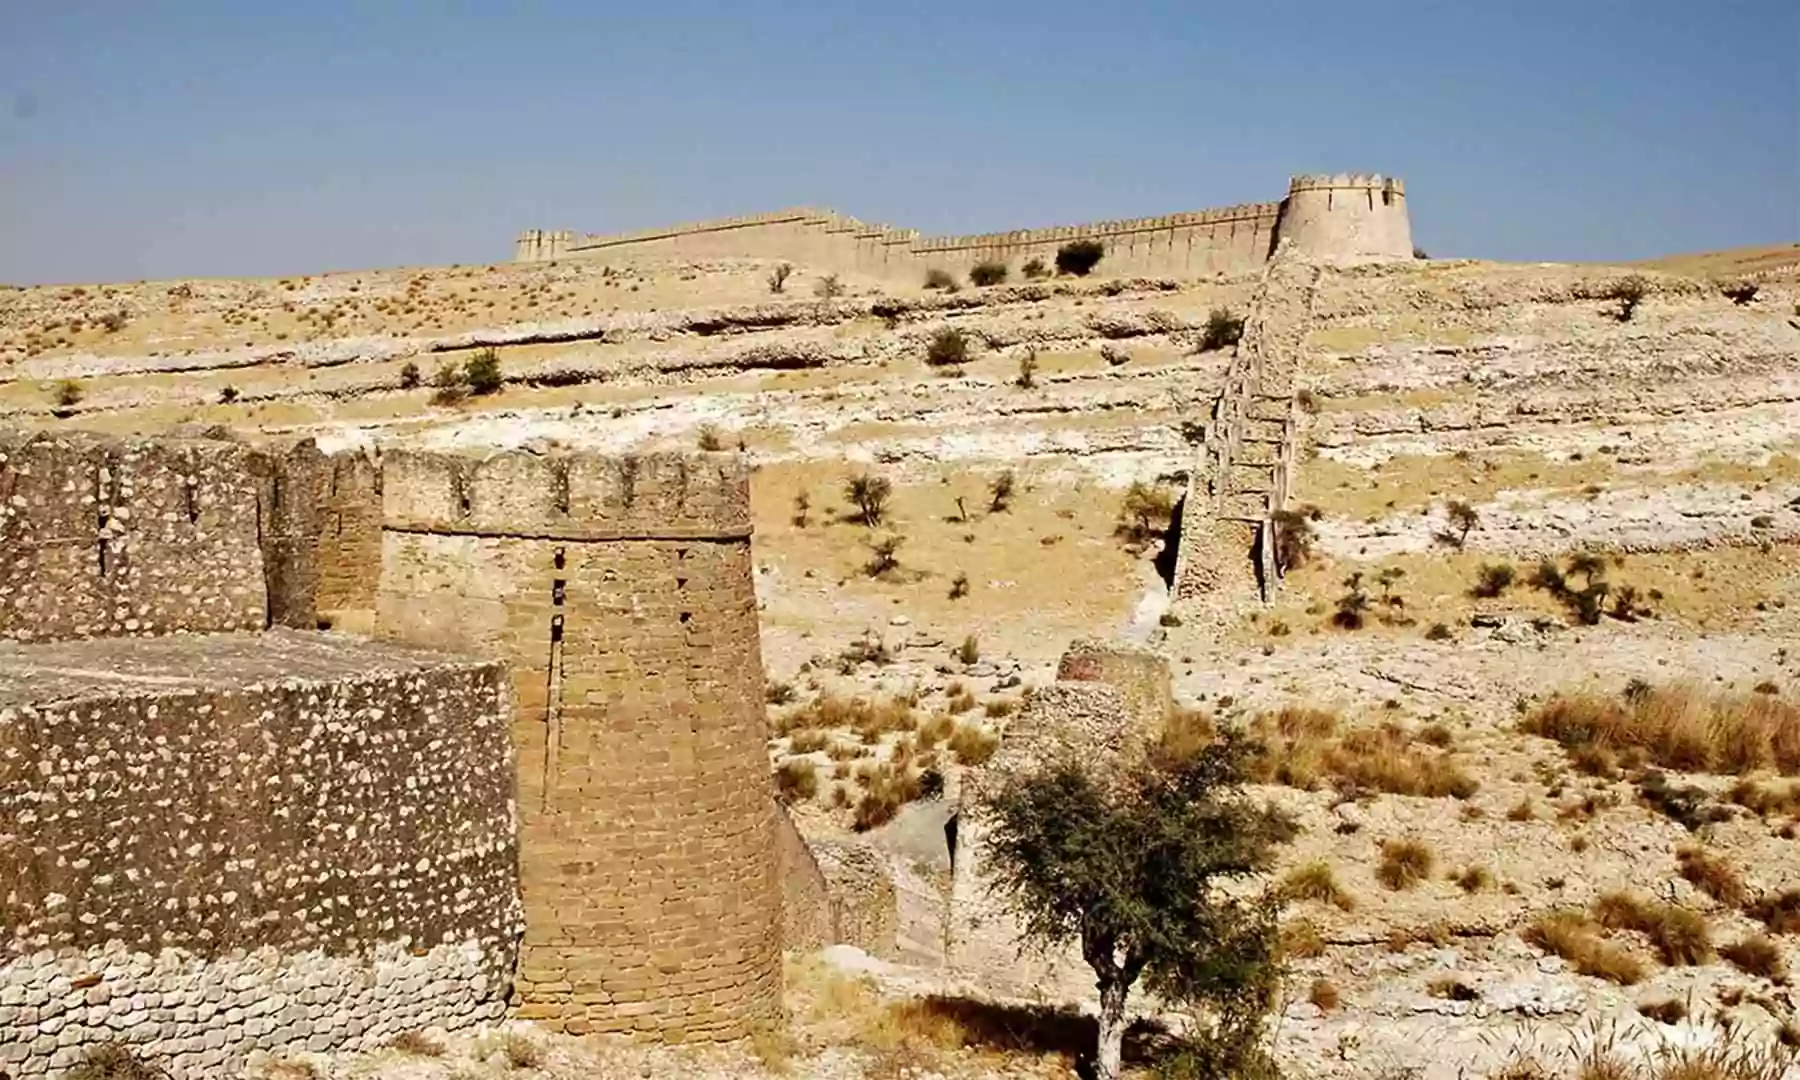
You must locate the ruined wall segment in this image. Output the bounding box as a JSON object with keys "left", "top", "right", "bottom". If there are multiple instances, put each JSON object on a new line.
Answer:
{"left": 0, "top": 630, "right": 520, "bottom": 1079}
{"left": 515, "top": 173, "right": 1410, "bottom": 279}
{"left": 375, "top": 449, "right": 780, "bottom": 1041}
{"left": 0, "top": 432, "right": 271, "bottom": 641}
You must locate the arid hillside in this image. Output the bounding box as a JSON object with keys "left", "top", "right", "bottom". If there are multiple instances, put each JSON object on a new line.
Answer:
{"left": 4, "top": 245, "right": 1798, "bottom": 1079}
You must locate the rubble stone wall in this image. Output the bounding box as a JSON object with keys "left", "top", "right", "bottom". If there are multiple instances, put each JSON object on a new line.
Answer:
{"left": 0, "top": 630, "right": 521, "bottom": 1079}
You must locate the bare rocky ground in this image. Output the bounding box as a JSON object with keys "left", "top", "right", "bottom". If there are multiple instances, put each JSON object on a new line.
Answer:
{"left": 7, "top": 244, "right": 1800, "bottom": 1078}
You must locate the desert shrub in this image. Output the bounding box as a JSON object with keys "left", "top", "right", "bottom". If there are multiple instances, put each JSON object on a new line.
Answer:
{"left": 465, "top": 348, "right": 503, "bottom": 395}
{"left": 218, "top": 385, "right": 240, "bottom": 404}
{"left": 776, "top": 759, "right": 820, "bottom": 802}
{"left": 1607, "top": 276, "right": 1649, "bottom": 322}
{"left": 949, "top": 572, "right": 970, "bottom": 600}
{"left": 813, "top": 273, "right": 844, "bottom": 299}
{"left": 1522, "top": 683, "right": 1800, "bottom": 775}
{"left": 1591, "top": 890, "right": 1713, "bottom": 966}
{"left": 947, "top": 687, "right": 977, "bottom": 714}
{"left": 1199, "top": 308, "right": 1245, "bottom": 352}
{"left": 969, "top": 261, "right": 1008, "bottom": 287}
{"left": 1747, "top": 888, "right": 1800, "bottom": 934}
{"left": 985, "top": 698, "right": 1018, "bottom": 719}
{"left": 398, "top": 360, "right": 421, "bottom": 389}
{"left": 696, "top": 424, "right": 726, "bottom": 451}
{"left": 925, "top": 327, "right": 969, "bottom": 367}
{"left": 1412, "top": 246, "right": 1430, "bottom": 260}
{"left": 777, "top": 692, "right": 915, "bottom": 739}
{"left": 1525, "top": 911, "right": 1645, "bottom": 985}
{"left": 1116, "top": 481, "right": 1176, "bottom": 549}
{"left": 765, "top": 680, "right": 796, "bottom": 706}
{"left": 1637, "top": 769, "right": 1731, "bottom": 831}
{"left": 1055, "top": 239, "right": 1105, "bottom": 277}
{"left": 66, "top": 1043, "right": 162, "bottom": 1080}
{"left": 1444, "top": 500, "right": 1480, "bottom": 548}
{"left": 865, "top": 534, "right": 904, "bottom": 577}
{"left": 854, "top": 765, "right": 923, "bottom": 830}
{"left": 844, "top": 472, "right": 893, "bottom": 527}
{"left": 978, "top": 730, "right": 1292, "bottom": 1080}
{"left": 1332, "top": 572, "right": 1371, "bottom": 630}
{"left": 1281, "top": 919, "right": 1325, "bottom": 959}
{"left": 1454, "top": 866, "right": 1493, "bottom": 893}
{"left": 789, "top": 728, "right": 831, "bottom": 755}
{"left": 1282, "top": 861, "right": 1356, "bottom": 911}
{"left": 948, "top": 722, "right": 999, "bottom": 765}
{"left": 1376, "top": 839, "right": 1435, "bottom": 890}
{"left": 1428, "top": 976, "right": 1478, "bottom": 1001}
{"left": 924, "top": 268, "right": 957, "bottom": 290}
{"left": 51, "top": 379, "right": 82, "bottom": 408}
{"left": 1270, "top": 508, "right": 1316, "bottom": 572}
{"left": 1015, "top": 349, "right": 1039, "bottom": 389}
{"left": 955, "top": 634, "right": 980, "bottom": 665}
{"left": 767, "top": 262, "right": 794, "bottom": 293}
{"left": 1425, "top": 622, "right": 1454, "bottom": 642}
{"left": 1021, "top": 256, "right": 1050, "bottom": 280}
{"left": 1721, "top": 933, "right": 1788, "bottom": 980}
{"left": 988, "top": 469, "right": 1016, "bottom": 513}
{"left": 1638, "top": 998, "right": 1688, "bottom": 1025}
{"left": 388, "top": 1031, "right": 445, "bottom": 1056}
{"left": 1729, "top": 777, "right": 1800, "bottom": 816}
{"left": 1471, "top": 562, "right": 1516, "bottom": 598}
{"left": 429, "top": 360, "right": 469, "bottom": 405}
{"left": 97, "top": 309, "right": 129, "bottom": 333}
{"left": 1308, "top": 978, "right": 1339, "bottom": 1011}
{"left": 1675, "top": 844, "right": 1748, "bottom": 907}
{"left": 1723, "top": 280, "right": 1760, "bottom": 306}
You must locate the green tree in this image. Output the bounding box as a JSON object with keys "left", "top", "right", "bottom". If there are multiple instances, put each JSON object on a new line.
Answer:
{"left": 978, "top": 734, "right": 1292, "bottom": 1080}
{"left": 465, "top": 348, "right": 503, "bottom": 395}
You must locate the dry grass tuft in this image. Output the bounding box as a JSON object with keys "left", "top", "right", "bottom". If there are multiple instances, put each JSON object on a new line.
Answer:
{"left": 65, "top": 1044, "right": 163, "bottom": 1080}
{"left": 1525, "top": 910, "right": 1646, "bottom": 985}
{"left": 1720, "top": 933, "right": 1788, "bottom": 981}
{"left": 1676, "top": 844, "right": 1748, "bottom": 907}
{"left": 1282, "top": 861, "right": 1357, "bottom": 911}
{"left": 1590, "top": 890, "right": 1713, "bottom": 966}
{"left": 1248, "top": 709, "right": 1477, "bottom": 798}
{"left": 1280, "top": 918, "right": 1325, "bottom": 959}
{"left": 1376, "top": 838, "right": 1435, "bottom": 890}
{"left": 1746, "top": 888, "right": 1800, "bottom": 934}
{"left": 778, "top": 693, "right": 918, "bottom": 739}
{"left": 1729, "top": 777, "right": 1800, "bottom": 816}
{"left": 387, "top": 1031, "right": 444, "bottom": 1057}
{"left": 1637, "top": 998, "right": 1688, "bottom": 1025}
{"left": 1427, "top": 975, "right": 1479, "bottom": 1001}
{"left": 1454, "top": 865, "right": 1494, "bottom": 893}
{"left": 1308, "top": 978, "right": 1340, "bottom": 1011}
{"left": 1523, "top": 684, "right": 1800, "bottom": 775}
{"left": 776, "top": 758, "right": 820, "bottom": 802}
{"left": 500, "top": 1031, "right": 543, "bottom": 1069}
{"left": 947, "top": 722, "right": 999, "bottom": 765}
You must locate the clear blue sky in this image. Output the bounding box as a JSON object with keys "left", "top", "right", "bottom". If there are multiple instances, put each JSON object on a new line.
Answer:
{"left": 2, "top": 1, "right": 1795, "bottom": 284}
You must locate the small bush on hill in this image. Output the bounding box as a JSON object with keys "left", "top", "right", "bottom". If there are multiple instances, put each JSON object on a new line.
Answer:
{"left": 845, "top": 472, "right": 893, "bottom": 526}
{"left": 1282, "top": 861, "right": 1356, "bottom": 911}
{"left": 777, "top": 758, "right": 820, "bottom": 802}
{"left": 865, "top": 534, "right": 905, "bottom": 577}
{"left": 465, "top": 348, "right": 503, "bottom": 395}
{"left": 66, "top": 1043, "right": 161, "bottom": 1080}
{"left": 1271, "top": 508, "right": 1316, "bottom": 572}
{"left": 924, "top": 268, "right": 957, "bottom": 290}
{"left": 925, "top": 327, "right": 970, "bottom": 367}
{"left": 1525, "top": 910, "right": 1645, "bottom": 985}
{"left": 1116, "top": 481, "right": 1176, "bottom": 549}
{"left": 1607, "top": 276, "right": 1649, "bottom": 322}
{"left": 1471, "top": 562, "right": 1516, "bottom": 598}
{"left": 1522, "top": 683, "right": 1800, "bottom": 775}
{"left": 1590, "top": 890, "right": 1713, "bottom": 966}
{"left": 1055, "top": 239, "right": 1104, "bottom": 277}
{"left": 1376, "top": 838, "right": 1435, "bottom": 890}
{"left": 768, "top": 262, "right": 794, "bottom": 293}
{"left": 988, "top": 469, "right": 1016, "bottom": 513}
{"left": 1199, "top": 308, "right": 1245, "bottom": 352}
{"left": 814, "top": 273, "right": 844, "bottom": 299}
{"left": 969, "top": 261, "right": 1009, "bottom": 287}
{"left": 398, "top": 361, "right": 421, "bottom": 389}
{"left": 1021, "top": 256, "right": 1050, "bottom": 280}
{"left": 51, "top": 379, "right": 82, "bottom": 408}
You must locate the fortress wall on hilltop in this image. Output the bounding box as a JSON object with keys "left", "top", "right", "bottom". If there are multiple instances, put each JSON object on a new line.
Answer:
{"left": 374, "top": 449, "right": 781, "bottom": 1040}
{"left": 516, "top": 174, "right": 1409, "bottom": 280}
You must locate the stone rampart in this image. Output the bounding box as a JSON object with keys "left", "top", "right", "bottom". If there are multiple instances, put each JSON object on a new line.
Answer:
{"left": 516, "top": 172, "right": 1411, "bottom": 279}
{"left": 0, "top": 630, "right": 520, "bottom": 1079}
{"left": 374, "top": 448, "right": 780, "bottom": 1041}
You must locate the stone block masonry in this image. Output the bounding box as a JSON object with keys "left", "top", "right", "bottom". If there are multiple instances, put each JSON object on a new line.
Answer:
{"left": 374, "top": 449, "right": 781, "bottom": 1041}
{"left": 0, "top": 431, "right": 355, "bottom": 642}
{"left": 517, "top": 173, "right": 1411, "bottom": 280}
{"left": 0, "top": 630, "right": 521, "bottom": 1079}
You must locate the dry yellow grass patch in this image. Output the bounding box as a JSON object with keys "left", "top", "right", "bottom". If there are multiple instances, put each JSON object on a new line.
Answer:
{"left": 1246, "top": 708, "right": 1478, "bottom": 798}
{"left": 1376, "top": 839, "right": 1436, "bottom": 890}
{"left": 1524, "top": 911, "right": 1646, "bottom": 985}
{"left": 1590, "top": 890, "right": 1713, "bottom": 966}
{"left": 1282, "top": 861, "right": 1357, "bottom": 912}
{"left": 1524, "top": 684, "right": 1800, "bottom": 775}
{"left": 1675, "top": 844, "right": 1748, "bottom": 907}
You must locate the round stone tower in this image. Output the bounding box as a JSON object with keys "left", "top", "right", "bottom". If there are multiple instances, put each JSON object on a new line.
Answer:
{"left": 1274, "top": 174, "right": 1412, "bottom": 260}
{"left": 375, "top": 449, "right": 779, "bottom": 1040}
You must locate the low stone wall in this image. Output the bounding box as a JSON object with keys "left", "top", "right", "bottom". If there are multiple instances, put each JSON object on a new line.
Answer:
{"left": 0, "top": 630, "right": 521, "bottom": 1079}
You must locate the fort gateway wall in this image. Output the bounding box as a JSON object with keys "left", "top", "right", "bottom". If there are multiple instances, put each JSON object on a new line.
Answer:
{"left": 516, "top": 173, "right": 1410, "bottom": 279}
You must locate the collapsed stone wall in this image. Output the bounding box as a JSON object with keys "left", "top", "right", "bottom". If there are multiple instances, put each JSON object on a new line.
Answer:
{"left": 0, "top": 630, "right": 520, "bottom": 1079}
{"left": 947, "top": 640, "right": 1172, "bottom": 999}
{"left": 516, "top": 174, "right": 1410, "bottom": 280}
{"left": 374, "top": 449, "right": 781, "bottom": 1041}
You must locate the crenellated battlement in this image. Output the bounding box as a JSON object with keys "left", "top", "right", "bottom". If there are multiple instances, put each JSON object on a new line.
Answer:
{"left": 515, "top": 172, "right": 1410, "bottom": 277}
{"left": 381, "top": 448, "right": 752, "bottom": 540}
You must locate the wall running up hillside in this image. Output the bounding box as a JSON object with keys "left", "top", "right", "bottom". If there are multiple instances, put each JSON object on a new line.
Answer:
{"left": 516, "top": 174, "right": 1411, "bottom": 280}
